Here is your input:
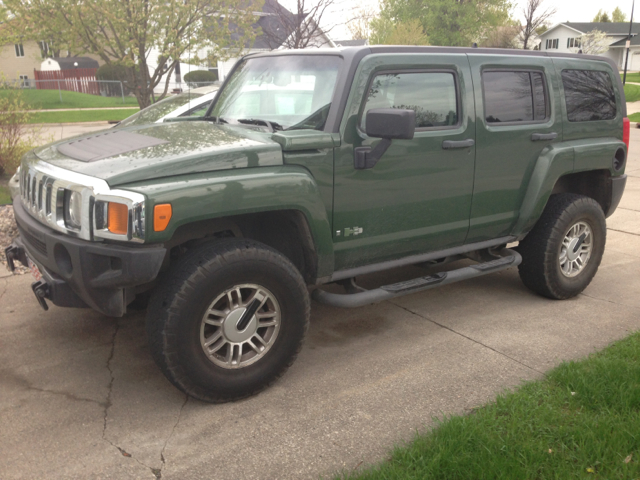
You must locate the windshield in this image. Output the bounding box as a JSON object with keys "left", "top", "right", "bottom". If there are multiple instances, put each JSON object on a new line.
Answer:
{"left": 211, "top": 55, "right": 342, "bottom": 131}
{"left": 119, "top": 92, "right": 204, "bottom": 127}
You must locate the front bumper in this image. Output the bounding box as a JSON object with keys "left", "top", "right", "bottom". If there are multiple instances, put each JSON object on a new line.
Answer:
{"left": 8, "top": 198, "right": 166, "bottom": 317}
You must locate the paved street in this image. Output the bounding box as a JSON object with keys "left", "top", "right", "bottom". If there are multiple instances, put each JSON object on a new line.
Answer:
{"left": 30, "top": 121, "right": 114, "bottom": 144}
{"left": 2, "top": 131, "right": 640, "bottom": 480}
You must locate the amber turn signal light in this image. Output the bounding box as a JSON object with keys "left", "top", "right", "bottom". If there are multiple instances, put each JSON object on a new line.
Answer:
{"left": 107, "top": 202, "right": 128, "bottom": 235}
{"left": 154, "top": 204, "right": 172, "bottom": 232}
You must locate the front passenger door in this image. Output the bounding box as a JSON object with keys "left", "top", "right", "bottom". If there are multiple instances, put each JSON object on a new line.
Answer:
{"left": 332, "top": 54, "right": 476, "bottom": 271}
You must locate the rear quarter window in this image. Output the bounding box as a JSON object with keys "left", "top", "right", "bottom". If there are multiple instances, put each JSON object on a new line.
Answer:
{"left": 561, "top": 70, "right": 616, "bottom": 122}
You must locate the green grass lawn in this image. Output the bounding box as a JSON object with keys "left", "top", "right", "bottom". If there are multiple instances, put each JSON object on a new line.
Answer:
{"left": 624, "top": 83, "right": 640, "bottom": 102}
{"left": 340, "top": 332, "right": 640, "bottom": 480}
{"left": 628, "top": 113, "right": 640, "bottom": 122}
{"left": 622, "top": 72, "right": 640, "bottom": 84}
{"left": 0, "top": 185, "right": 11, "bottom": 205}
{"left": 0, "top": 89, "right": 139, "bottom": 110}
{"left": 29, "top": 108, "right": 139, "bottom": 124}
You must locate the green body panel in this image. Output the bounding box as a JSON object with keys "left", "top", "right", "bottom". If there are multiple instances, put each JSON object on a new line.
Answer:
{"left": 271, "top": 130, "right": 341, "bottom": 150}
{"left": 273, "top": 130, "right": 341, "bottom": 231}
{"left": 465, "top": 54, "right": 565, "bottom": 243}
{"left": 512, "top": 137, "right": 625, "bottom": 236}
{"left": 124, "top": 166, "right": 335, "bottom": 278}
{"left": 33, "top": 121, "right": 283, "bottom": 186}
{"left": 332, "top": 53, "right": 477, "bottom": 270}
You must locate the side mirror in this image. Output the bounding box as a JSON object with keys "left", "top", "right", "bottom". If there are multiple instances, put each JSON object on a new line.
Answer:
{"left": 365, "top": 108, "right": 415, "bottom": 140}
{"left": 355, "top": 108, "right": 415, "bottom": 170}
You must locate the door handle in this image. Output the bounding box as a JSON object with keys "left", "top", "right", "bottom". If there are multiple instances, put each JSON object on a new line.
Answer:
{"left": 442, "top": 139, "right": 475, "bottom": 149}
{"left": 531, "top": 132, "right": 558, "bottom": 141}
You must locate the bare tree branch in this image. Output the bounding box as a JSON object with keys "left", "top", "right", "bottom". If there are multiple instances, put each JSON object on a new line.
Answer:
{"left": 520, "top": 0, "right": 556, "bottom": 50}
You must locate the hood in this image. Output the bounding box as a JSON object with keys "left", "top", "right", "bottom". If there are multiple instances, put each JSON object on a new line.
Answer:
{"left": 32, "top": 121, "right": 283, "bottom": 186}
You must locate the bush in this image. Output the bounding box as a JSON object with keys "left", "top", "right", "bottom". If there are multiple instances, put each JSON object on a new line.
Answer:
{"left": 0, "top": 84, "right": 40, "bottom": 176}
{"left": 96, "top": 64, "right": 130, "bottom": 97}
{"left": 184, "top": 70, "right": 218, "bottom": 88}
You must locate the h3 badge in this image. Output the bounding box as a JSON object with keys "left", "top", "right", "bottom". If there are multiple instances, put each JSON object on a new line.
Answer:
{"left": 336, "top": 226, "right": 363, "bottom": 237}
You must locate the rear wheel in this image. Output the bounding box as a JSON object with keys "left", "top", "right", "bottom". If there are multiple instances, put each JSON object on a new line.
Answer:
{"left": 518, "top": 193, "right": 606, "bottom": 300}
{"left": 146, "top": 239, "right": 310, "bottom": 403}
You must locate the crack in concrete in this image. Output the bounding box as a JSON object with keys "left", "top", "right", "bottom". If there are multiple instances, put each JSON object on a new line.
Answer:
{"left": 156, "top": 395, "right": 189, "bottom": 479}
{"left": 390, "top": 301, "right": 546, "bottom": 376}
{"left": 0, "top": 368, "right": 106, "bottom": 407}
{"left": 608, "top": 228, "right": 640, "bottom": 237}
{"left": 618, "top": 207, "right": 640, "bottom": 213}
{"left": 102, "top": 320, "right": 119, "bottom": 441}
{"left": 99, "top": 320, "right": 159, "bottom": 478}
{"left": 0, "top": 277, "right": 8, "bottom": 304}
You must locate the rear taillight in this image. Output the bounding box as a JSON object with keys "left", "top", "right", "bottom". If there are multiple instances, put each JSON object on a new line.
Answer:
{"left": 623, "top": 117, "right": 630, "bottom": 150}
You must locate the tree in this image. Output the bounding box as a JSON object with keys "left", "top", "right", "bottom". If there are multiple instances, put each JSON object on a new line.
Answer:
{"left": 347, "top": 4, "right": 375, "bottom": 41}
{"left": 593, "top": 9, "right": 612, "bottom": 22}
{"left": 519, "top": 0, "right": 556, "bottom": 50}
{"left": 612, "top": 7, "right": 627, "bottom": 22}
{"left": 386, "top": 19, "right": 429, "bottom": 45}
{"left": 1, "top": 0, "right": 260, "bottom": 108}
{"left": 261, "top": 0, "right": 337, "bottom": 49}
{"left": 574, "top": 30, "right": 609, "bottom": 55}
{"left": 480, "top": 25, "right": 520, "bottom": 48}
{"left": 371, "top": 0, "right": 512, "bottom": 47}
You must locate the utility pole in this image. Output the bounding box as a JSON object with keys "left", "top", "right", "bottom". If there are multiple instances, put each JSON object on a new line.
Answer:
{"left": 623, "top": 0, "right": 635, "bottom": 85}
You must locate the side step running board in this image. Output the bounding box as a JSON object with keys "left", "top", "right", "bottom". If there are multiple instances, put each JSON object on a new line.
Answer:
{"left": 312, "top": 249, "right": 521, "bottom": 308}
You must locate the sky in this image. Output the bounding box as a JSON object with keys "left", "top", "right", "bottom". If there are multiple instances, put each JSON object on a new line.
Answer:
{"left": 279, "top": 0, "right": 639, "bottom": 41}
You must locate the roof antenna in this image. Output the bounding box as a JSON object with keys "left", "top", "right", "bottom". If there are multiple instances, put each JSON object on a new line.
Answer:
{"left": 472, "top": 42, "right": 478, "bottom": 48}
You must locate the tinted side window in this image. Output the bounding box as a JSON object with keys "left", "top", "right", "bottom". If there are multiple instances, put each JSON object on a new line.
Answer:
{"left": 561, "top": 70, "right": 616, "bottom": 122}
{"left": 483, "top": 71, "right": 548, "bottom": 124}
{"left": 361, "top": 72, "right": 458, "bottom": 130}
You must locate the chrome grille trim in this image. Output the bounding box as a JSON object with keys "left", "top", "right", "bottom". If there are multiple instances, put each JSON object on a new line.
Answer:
{"left": 19, "top": 159, "right": 145, "bottom": 243}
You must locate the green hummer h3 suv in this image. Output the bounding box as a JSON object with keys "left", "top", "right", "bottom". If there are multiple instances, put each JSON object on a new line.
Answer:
{"left": 7, "top": 46, "right": 628, "bottom": 403}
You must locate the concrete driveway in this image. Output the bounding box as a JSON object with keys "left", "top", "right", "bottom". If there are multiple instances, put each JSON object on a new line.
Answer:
{"left": 2, "top": 132, "right": 640, "bottom": 480}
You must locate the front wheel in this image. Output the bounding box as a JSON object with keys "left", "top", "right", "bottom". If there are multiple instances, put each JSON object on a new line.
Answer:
{"left": 146, "top": 239, "right": 310, "bottom": 403}
{"left": 518, "top": 193, "right": 606, "bottom": 300}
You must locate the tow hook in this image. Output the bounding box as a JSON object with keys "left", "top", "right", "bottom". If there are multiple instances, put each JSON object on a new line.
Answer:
{"left": 4, "top": 245, "right": 22, "bottom": 273}
{"left": 31, "top": 280, "right": 50, "bottom": 311}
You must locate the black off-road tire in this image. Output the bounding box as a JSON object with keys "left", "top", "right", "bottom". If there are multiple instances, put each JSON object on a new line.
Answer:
{"left": 146, "top": 239, "right": 310, "bottom": 403}
{"left": 518, "top": 193, "right": 606, "bottom": 300}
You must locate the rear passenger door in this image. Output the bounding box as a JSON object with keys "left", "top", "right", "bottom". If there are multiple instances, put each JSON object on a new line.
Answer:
{"left": 466, "top": 55, "right": 563, "bottom": 243}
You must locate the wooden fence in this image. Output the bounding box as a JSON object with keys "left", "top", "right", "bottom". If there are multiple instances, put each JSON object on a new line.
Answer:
{"left": 33, "top": 68, "right": 100, "bottom": 95}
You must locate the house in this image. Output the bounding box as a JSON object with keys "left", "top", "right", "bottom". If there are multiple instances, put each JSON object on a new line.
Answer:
{"left": 539, "top": 22, "right": 640, "bottom": 70}
{"left": 0, "top": 39, "right": 51, "bottom": 86}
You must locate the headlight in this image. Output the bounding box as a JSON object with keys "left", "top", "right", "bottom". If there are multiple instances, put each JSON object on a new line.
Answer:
{"left": 64, "top": 190, "right": 82, "bottom": 229}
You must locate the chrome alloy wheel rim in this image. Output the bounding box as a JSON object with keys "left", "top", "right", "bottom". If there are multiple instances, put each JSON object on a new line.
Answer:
{"left": 559, "top": 221, "right": 593, "bottom": 278}
{"left": 200, "top": 284, "right": 281, "bottom": 369}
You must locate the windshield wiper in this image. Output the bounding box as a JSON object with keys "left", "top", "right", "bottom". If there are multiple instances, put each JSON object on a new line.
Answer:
{"left": 236, "top": 118, "right": 284, "bottom": 132}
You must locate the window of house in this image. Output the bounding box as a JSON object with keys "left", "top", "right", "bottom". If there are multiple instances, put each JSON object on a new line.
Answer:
{"left": 561, "top": 70, "right": 616, "bottom": 122}
{"left": 360, "top": 71, "right": 459, "bottom": 130}
{"left": 19, "top": 75, "right": 29, "bottom": 88}
{"left": 567, "top": 37, "right": 581, "bottom": 49}
{"left": 15, "top": 44, "right": 24, "bottom": 57}
{"left": 545, "top": 39, "right": 559, "bottom": 49}
{"left": 483, "top": 70, "right": 548, "bottom": 124}
{"left": 39, "top": 41, "right": 51, "bottom": 58}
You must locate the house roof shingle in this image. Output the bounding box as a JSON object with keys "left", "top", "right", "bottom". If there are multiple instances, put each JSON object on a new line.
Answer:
{"left": 45, "top": 56, "right": 99, "bottom": 70}
{"left": 555, "top": 22, "right": 640, "bottom": 36}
